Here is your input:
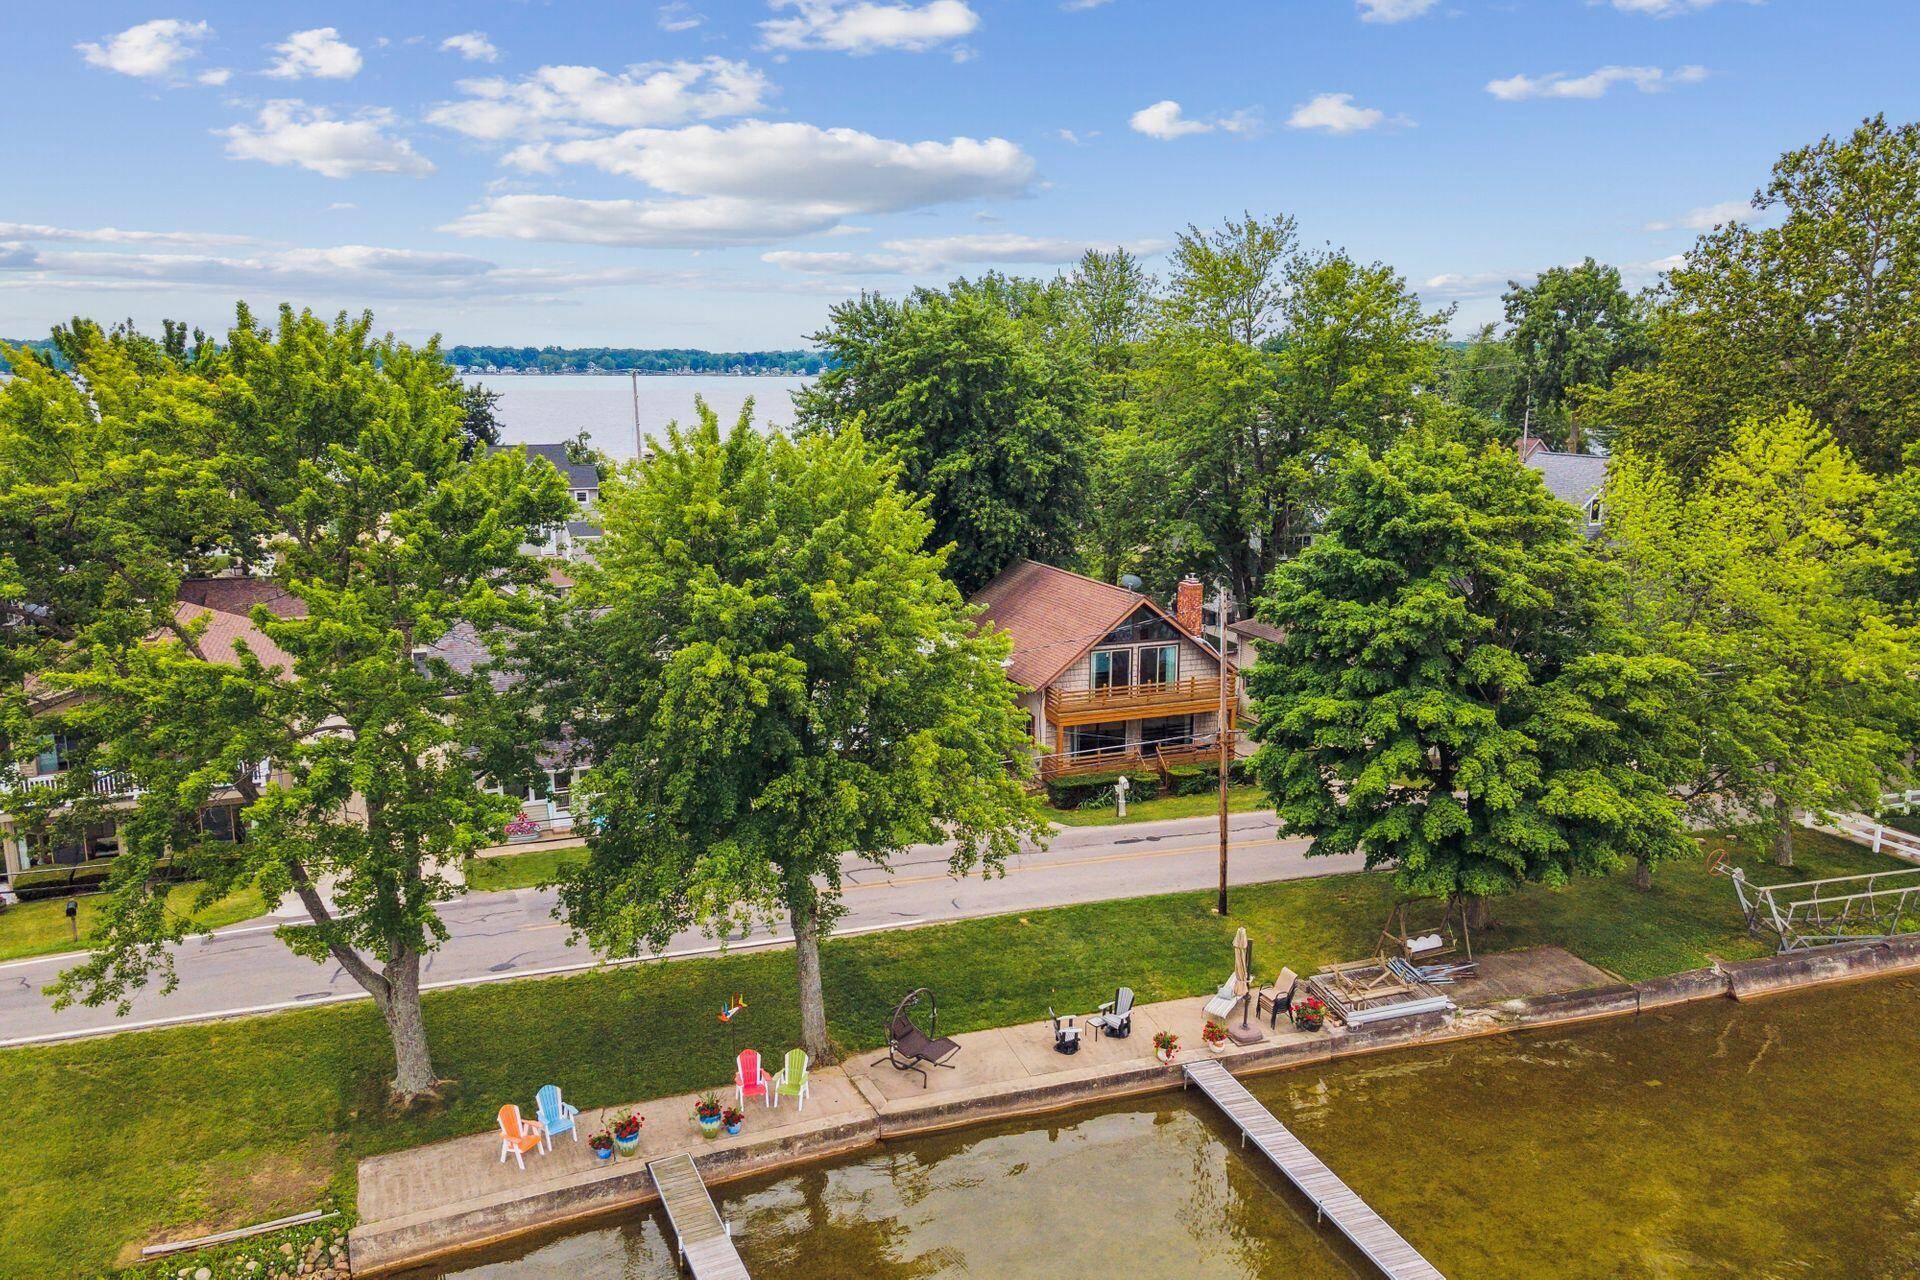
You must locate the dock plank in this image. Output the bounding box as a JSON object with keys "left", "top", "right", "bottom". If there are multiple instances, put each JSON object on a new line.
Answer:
{"left": 1184, "top": 1059, "right": 1443, "bottom": 1280}
{"left": 647, "top": 1153, "right": 751, "bottom": 1279}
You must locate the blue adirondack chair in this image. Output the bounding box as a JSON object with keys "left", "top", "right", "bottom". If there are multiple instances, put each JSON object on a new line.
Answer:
{"left": 535, "top": 1084, "right": 579, "bottom": 1146}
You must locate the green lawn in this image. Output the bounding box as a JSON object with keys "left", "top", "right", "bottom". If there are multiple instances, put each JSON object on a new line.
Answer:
{"left": 0, "top": 881, "right": 268, "bottom": 965}
{"left": 465, "top": 843, "right": 588, "bottom": 893}
{"left": 1045, "top": 783, "right": 1268, "bottom": 827}
{"left": 0, "top": 829, "right": 1895, "bottom": 1279}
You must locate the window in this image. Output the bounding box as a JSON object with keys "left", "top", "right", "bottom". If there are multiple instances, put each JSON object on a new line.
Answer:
{"left": 35, "top": 732, "right": 74, "bottom": 775}
{"left": 548, "top": 769, "right": 574, "bottom": 812}
{"left": 573, "top": 490, "right": 590, "bottom": 504}
{"left": 1137, "top": 644, "right": 1178, "bottom": 686}
{"left": 1586, "top": 497, "right": 1603, "bottom": 525}
{"left": 1090, "top": 648, "right": 1132, "bottom": 691}
{"left": 1140, "top": 716, "right": 1194, "bottom": 747}
{"left": 1099, "top": 608, "right": 1178, "bottom": 647}
{"left": 199, "top": 805, "right": 245, "bottom": 844}
{"left": 1070, "top": 722, "right": 1130, "bottom": 757}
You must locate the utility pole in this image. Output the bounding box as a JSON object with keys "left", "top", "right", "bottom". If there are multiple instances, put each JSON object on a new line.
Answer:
{"left": 1216, "top": 580, "right": 1232, "bottom": 917}
{"left": 631, "top": 371, "right": 642, "bottom": 461}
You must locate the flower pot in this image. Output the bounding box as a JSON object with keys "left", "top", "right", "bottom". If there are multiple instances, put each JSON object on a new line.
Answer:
{"left": 592, "top": 1144, "right": 615, "bottom": 1161}
{"left": 1207, "top": 1040, "right": 1227, "bottom": 1054}
{"left": 697, "top": 1116, "right": 722, "bottom": 1140}
{"left": 613, "top": 1132, "right": 641, "bottom": 1157}
{"left": 724, "top": 1121, "right": 742, "bottom": 1137}
{"left": 1156, "top": 1048, "right": 1178, "bottom": 1065}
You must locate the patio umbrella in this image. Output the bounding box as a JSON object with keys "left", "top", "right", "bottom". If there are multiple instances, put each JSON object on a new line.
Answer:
{"left": 1232, "top": 927, "right": 1252, "bottom": 1029}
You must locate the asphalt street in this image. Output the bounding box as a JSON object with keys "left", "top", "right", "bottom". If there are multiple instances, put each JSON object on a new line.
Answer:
{"left": 0, "top": 810, "right": 1360, "bottom": 1046}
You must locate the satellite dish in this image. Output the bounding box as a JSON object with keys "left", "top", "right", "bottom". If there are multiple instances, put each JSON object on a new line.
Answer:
{"left": 1118, "top": 573, "right": 1144, "bottom": 591}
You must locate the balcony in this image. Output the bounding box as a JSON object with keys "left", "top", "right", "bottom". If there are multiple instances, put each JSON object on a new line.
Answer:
{"left": 1036, "top": 731, "right": 1240, "bottom": 781}
{"left": 3, "top": 760, "right": 269, "bottom": 807}
{"left": 1044, "top": 676, "right": 1227, "bottom": 727}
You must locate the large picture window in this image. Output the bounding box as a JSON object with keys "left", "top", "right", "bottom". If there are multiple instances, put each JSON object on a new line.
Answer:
{"left": 1090, "top": 648, "right": 1132, "bottom": 690}
{"left": 1139, "top": 716, "right": 1194, "bottom": 747}
{"left": 1070, "top": 721, "right": 1130, "bottom": 757}
{"left": 1137, "top": 644, "right": 1178, "bottom": 686}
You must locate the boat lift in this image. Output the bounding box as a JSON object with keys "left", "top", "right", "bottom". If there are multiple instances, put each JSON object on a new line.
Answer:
{"left": 1718, "top": 862, "right": 1920, "bottom": 952}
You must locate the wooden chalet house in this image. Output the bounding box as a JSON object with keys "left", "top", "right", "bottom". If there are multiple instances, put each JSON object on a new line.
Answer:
{"left": 969, "top": 560, "right": 1238, "bottom": 781}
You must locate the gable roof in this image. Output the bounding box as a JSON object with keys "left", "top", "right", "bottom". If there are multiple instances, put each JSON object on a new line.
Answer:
{"left": 969, "top": 559, "right": 1220, "bottom": 692}
{"left": 1524, "top": 449, "right": 1608, "bottom": 512}
{"left": 521, "top": 443, "right": 600, "bottom": 491}
{"left": 172, "top": 601, "right": 296, "bottom": 671}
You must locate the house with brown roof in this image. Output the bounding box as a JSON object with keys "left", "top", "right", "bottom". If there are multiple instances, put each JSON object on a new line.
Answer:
{"left": 969, "top": 560, "right": 1237, "bottom": 779}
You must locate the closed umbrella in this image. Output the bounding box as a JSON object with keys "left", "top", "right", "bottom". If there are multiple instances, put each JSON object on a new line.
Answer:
{"left": 1232, "top": 927, "right": 1252, "bottom": 1029}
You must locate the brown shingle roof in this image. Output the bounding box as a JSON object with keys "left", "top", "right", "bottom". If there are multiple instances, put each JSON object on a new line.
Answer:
{"left": 970, "top": 559, "right": 1204, "bottom": 692}
{"left": 172, "top": 602, "right": 296, "bottom": 671}
{"left": 176, "top": 577, "right": 305, "bottom": 619}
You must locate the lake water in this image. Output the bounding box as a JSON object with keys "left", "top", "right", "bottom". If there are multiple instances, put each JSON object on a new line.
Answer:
{"left": 463, "top": 374, "right": 813, "bottom": 460}
{"left": 404, "top": 972, "right": 1920, "bottom": 1278}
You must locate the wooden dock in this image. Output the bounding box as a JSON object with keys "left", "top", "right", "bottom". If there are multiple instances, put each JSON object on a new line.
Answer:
{"left": 1184, "top": 1059, "right": 1444, "bottom": 1280}
{"left": 647, "top": 1153, "right": 750, "bottom": 1279}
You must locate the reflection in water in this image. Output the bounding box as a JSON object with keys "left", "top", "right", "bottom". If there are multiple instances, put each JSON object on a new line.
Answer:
{"left": 409, "top": 975, "right": 1920, "bottom": 1279}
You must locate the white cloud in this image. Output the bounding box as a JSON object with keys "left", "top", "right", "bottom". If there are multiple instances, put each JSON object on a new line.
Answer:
{"left": 1356, "top": 0, "right": 1439, "bottom": 21}
{"left": 440, "top": 32, "right": 499, "bottom": 63}
{"left": 763, "top": 232, "right": 1166, "bottom": 274}
{"left": 198, "top": 67, "right": 231, "bottom": 86}
{"left": 428, "top": 59, "right": 771, "bottom": 143}
{"left": 266, "top": 27, "right": 363, "bottom": 80}
{"left": 760, "top": 1, "right": 979, "bottom": 54}
{"left": 1423, "top": 270, "right": 1521, "bottom": 299}
{"left": 221, "top": 102, "right": 434, "bottom": 179}
{"left": 1603, "top": 0, "right": 1751, "bottom": 14}
{"left": 76, "top": 19, "right": 211, "bottom": 79}
{"left": 659, "top": 2, "right": 706, "bottom": 30}
{"left": 1486, "top": 64, "right": 1708, "bottom": 101}
{"left": 444, "top": 122, "right": 1032, "bottom": 247}
{"left": 1286, "top": 92, "right": 1395, "bottom": 134}
{"left": 1062, "top": 0, "right": 1112, "bottom": 8}
{"left": 1643, "top": 198, "right": 1752, "bottom": 231}
{"left": 1128, "top": 100, "right": 1258, "bottom": 141}
{"left": 0, "top": 222, "right": 256, "bottom": 247}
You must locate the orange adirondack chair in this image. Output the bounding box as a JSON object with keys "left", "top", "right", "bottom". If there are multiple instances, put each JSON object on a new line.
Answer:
{"left": 497, "top": 1103, "right": 547, "bottom": 1169}
{"left": 735, "top": 1048, "right": 772, "bottom": 1108}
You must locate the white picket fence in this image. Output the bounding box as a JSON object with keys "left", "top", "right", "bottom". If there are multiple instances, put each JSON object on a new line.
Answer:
{"left": 1824, "top": 811, "right": 1920, "bottom": 865}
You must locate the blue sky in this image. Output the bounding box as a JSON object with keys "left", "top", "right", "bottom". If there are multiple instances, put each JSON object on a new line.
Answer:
{"left": 4, "top": 0, "right": 1916, "bottom": 348}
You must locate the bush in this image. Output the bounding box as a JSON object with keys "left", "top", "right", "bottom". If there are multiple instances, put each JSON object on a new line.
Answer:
{"left": 1044, "top": 771, "right": 1160, "bottom": 810}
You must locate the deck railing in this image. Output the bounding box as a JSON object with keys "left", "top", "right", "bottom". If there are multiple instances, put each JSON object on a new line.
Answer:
{"left": 1034, "top": 731, "right": 1238, "bottom": 781}
{"left": 1044, "top": 675, "right": 1226, "bottom": 722}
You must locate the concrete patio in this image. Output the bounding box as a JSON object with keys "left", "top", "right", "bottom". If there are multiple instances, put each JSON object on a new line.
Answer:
{"left": 349, "top": 945, "right": 1622, "bottom": 1275}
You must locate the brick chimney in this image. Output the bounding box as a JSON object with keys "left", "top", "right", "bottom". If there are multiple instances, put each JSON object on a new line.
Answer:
{"left": 1174, "top": 576, "right": 1204, "bottom": 636}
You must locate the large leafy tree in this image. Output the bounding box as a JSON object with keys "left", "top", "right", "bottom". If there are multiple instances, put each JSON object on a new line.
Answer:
{"left": 0, "top": 307, "right": 571, "bottom": 1101}
{"left": 1605, "top": 410, "right": 1917, "bottom": 864}
{"left": 1120, "top": 220, "right": 1456, "bottom": 603}
{"left": 1499, "top": 258, "right": 1650, "bottom": 453}
{"left": 795, "top": 278, "right": 1094, "bottom": 593}
{"left": 547, "top": 403, "right": 1044, "bottom": 1062}
{"left": 1592, "top": 116, "right": 1920, "bottom": 475}
{"left": 1247, "top": 432, "right": 1689, "bottom": 910}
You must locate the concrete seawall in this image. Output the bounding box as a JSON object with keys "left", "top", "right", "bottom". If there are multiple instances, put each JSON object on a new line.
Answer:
{"left": 351, "top": 938, "right": 1920, "bottom": 1276}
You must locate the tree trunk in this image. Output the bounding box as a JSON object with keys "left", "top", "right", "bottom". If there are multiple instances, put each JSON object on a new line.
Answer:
{"left": 1464, "top": 894, "right": 1493, "bottom": 931}
{"left": 379, "top": 949, "right": 439, "bottom": 1103}
{"left": 1633, "top": 856, "right": 1654, "bottom": 891}
{"left": 1772, "top": 799, "right": 1796, "bottom": 868}
{"left": 790, "top": 891, "right": 834, "bottom": 1065}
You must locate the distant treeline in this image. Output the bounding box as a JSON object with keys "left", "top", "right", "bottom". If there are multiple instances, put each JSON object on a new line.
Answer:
{"left": 448, "top": 346, "right": 826, "bottom": 375}
{"left": 0, "top": 340, "right": 64, "bottom": 372}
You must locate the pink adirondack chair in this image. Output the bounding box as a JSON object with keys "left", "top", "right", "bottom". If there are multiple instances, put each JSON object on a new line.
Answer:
{"left": 497, "top": 1104, "right": 547, "bottom": 1169}
{"left": 735, "top": 1049, "right": 772, "bottom": 1109}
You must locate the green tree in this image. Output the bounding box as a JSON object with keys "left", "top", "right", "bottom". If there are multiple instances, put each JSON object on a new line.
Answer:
{"left": 1247, "top": 432, "right": 1689, "bottom": 911}
{"left": 458, "top": 381, "right": 504, "bottom": 459}
{"left": 548, "top": 403, "right": 1044, "bottom": 1062}
{"left": 796, "top": 280, "right": 1094, "bottom": 593}
{"left": 1499, "top": 259, "right": 1649, "bottom": 453}
{"left": 1437, "top": 323, "right": 1519, "bottom": 427}
{"left": 1593, "top": 116, "right": 1920, "bottom": 475}
{"left": 1605, "top": 410, "right": 1916, "bottom": 865}
{"left": 0, "top": 307, "right": 572, "bottom": 1101}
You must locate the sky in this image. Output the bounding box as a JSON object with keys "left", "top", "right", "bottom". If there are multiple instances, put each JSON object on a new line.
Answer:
{"left": 3, "top": 0, "right": 1917, "bottom": 349}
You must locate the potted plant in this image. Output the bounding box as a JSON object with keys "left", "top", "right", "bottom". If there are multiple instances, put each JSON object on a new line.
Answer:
{"left": 1152, "top": 1029, "right": 1180, "bottom": 1064}
{"left": 722, "top": 1105, "right": 745, "bottom": 1137}
{"left": 504, "top": 812, "right": 541, "bottom": 844}
{"left": 693, "top": 1094, "right": 724, "bottom": 1140}
{"left": 1200, "top": 1020, "right": 1228, "bottom": 1054}
{"left": 588, "top": 1128, "right": 616, "bottom": 1161}
{"left": 611, "top": 1112, "right": 644, "bottom": 1156}
{"left": 1293, "top": 995, "right": 1329, "bottom": 1032}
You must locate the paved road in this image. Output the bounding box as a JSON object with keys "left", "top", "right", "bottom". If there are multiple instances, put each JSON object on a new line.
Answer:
{"left": 0, "top": 811, "right": 1357, "bottom": 1046}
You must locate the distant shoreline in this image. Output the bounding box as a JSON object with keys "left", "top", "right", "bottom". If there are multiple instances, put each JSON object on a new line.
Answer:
{"left": 455, "top": 369, "right": 813, "bottom": 378}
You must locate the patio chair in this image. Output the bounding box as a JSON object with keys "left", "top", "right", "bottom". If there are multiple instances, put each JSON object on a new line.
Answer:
{"left": 534, "top": 1084, "right": 579, "bottom": 1145}
{"left": 874, "top": 988, "right": 961, "bottom": 1088}
{"left": 773, "top": 1048, "right": 811, "bottom": 1112}
{"left": 1048, "top": 1007, "right": 1082, "bottom": 1055}
{"left": 736, "top": 1048, "right": 773, "bottom": 1109}
{"left": 496, "top": 1104, "right": 546, "bottom": 1169}
{"left": 1086, "top": 986, "right": 1134, "bottom": 1040}
{"left": 1202, "top": 973, "right": 1244, "bottom": 1021}
{"left": 1256, "top": 968, "right": 1298, "bottom": 1028}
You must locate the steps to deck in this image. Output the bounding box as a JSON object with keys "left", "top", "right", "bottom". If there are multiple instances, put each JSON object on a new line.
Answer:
{"left": 1184, "top": 1059, "right": 1444, "bottom": 1280}
{"left": 647, "top": 1153, "right": 750, "bottom": 1280}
